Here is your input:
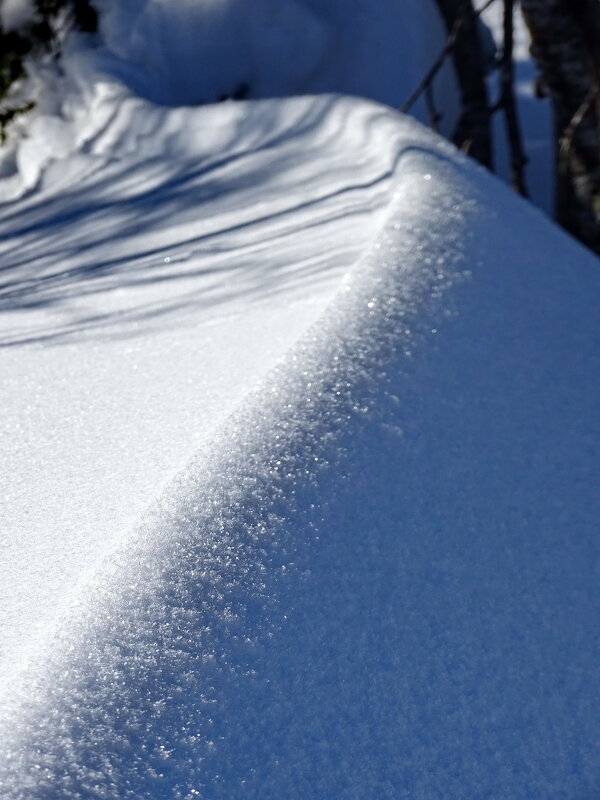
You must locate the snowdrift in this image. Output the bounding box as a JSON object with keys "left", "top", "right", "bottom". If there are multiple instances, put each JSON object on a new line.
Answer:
{"left": 91, "top": 0, "right": 455, "bottom": 114}
{"left": 0, "top": 0, "right": 457, "bottom": 201}
{"left": 1, "top": 94, "right": 599, "bottom": 798}
{"left": 0, "top": 94, "right": 407, "bottom": 685}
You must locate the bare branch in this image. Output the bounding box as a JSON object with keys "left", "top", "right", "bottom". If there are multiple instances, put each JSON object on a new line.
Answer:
{"left": 499, "top": 0, "right": 529, "bottom": 196}
{"left": 425, "top": 83, "right": 443, "bottom": 132}
{"left": 402, "top": 0, "right": 496, "bottom": 168}
{"left": 401, "top": 0, "right": 496, "bottom": 115}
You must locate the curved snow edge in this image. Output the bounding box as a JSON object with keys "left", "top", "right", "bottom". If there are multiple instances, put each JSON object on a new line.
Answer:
{"left": 4, "top": 137, "right": 599, "bottom": 798}
{"left": 0, "top": 139, "right": 467, "bottom": 741}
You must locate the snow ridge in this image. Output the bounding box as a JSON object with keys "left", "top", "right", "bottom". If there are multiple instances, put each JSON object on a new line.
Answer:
{"left": 2, "top": 142, "right": 599, "bottom": 798}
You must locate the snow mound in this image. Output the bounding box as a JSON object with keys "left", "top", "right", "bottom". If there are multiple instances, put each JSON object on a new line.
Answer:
{"left": 94, "top": 0, "right": 333, "bottom": 104}
{"left": 0, "top": 0, "right": 458, "bottom": 199}
{"left": 0, "top": 0, "right": 35, "bottom": 31}
{"left": 0, "top": 94, "right": 407, "bottom": 685}
{"left": 1, "top": 96, "right": 599, "bottom": 797}
{"left": 92, "top": 0, "right": 455, "bottom": 111}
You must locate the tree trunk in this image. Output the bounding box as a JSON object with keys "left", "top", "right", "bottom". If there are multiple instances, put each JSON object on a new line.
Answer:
{"left": 500, "top": 0, "right": 529, "bottom": 196}
{"left": 434, "top": 0, "right": 493, "bottom": 168}
{"left": 521, "top": 0, "right": 600, "bottom": 253}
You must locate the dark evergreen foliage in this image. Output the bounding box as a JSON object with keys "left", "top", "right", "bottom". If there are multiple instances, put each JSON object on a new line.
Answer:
{"left": 0, "top": 0, "right": 97, "bottom": 139}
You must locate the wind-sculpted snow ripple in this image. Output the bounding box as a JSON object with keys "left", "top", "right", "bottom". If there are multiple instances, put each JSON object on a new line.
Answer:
{"left": 2, "top": 145, "right": 599, "bottom": 798}
{"left": 0, "top": 97, "right": 423, "bottom": 687}
{"left": 0, "top": 151, "right": 465, "bottom": 797}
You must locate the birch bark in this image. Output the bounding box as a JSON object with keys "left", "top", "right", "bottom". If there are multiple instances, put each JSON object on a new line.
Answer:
{"left": 521, "top": 0, "right": 600, "bottom": 252}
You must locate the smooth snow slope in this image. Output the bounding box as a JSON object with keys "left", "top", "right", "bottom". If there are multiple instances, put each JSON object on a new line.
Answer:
{"left": 1, "top": 98, "right": 599, "bottom": 798}
{"left": 0, "top": 94, "right": 405, "bottom": 685}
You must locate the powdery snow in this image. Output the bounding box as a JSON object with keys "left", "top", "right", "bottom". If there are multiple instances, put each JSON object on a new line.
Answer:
{"left": 0, "top": 0, "right": 457, "bottom": 200}
{"left": 1, "top": 96, "right": 600, "bottom": 797}
{"left": 0, "top": 94, "right": 404, "bottom": 685}
{"left": 92, "top": 0, "right": 455, "bottom": 115}
{"left": 0, "top": 0, "right": 35, "bottom": 32}
{"left": 0, "top": 1, "right": 599, "bottom": 798}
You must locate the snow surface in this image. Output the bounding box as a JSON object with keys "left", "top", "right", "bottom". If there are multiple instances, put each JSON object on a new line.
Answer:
{"left": 0, "top": 0, "right": 35, "bottom": 32}
{"left": 0, "top": 93, "right": 403, "bottom": 684}
{"left": 0, "top": 0, "right": 457, "bottom": 201}
{"left": 1, "top": 0, "right": 599, "bottom": 797}
{"left": 92, "top": 0, "right": 456, "bottom": 116}
{"left": 2, "top": 94, "right": 599, "bottom": 797}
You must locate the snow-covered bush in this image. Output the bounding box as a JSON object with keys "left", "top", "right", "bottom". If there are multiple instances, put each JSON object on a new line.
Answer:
{"left": 0, "top": 0, "right": 96, "bottom": 138}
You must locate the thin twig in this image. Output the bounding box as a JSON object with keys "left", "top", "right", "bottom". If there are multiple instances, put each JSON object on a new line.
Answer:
{"left": 400, "top": 0, "right": 497, "bottom": 114}
{"left": 425, "top": 82, "right": 443, "bottom": 131}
